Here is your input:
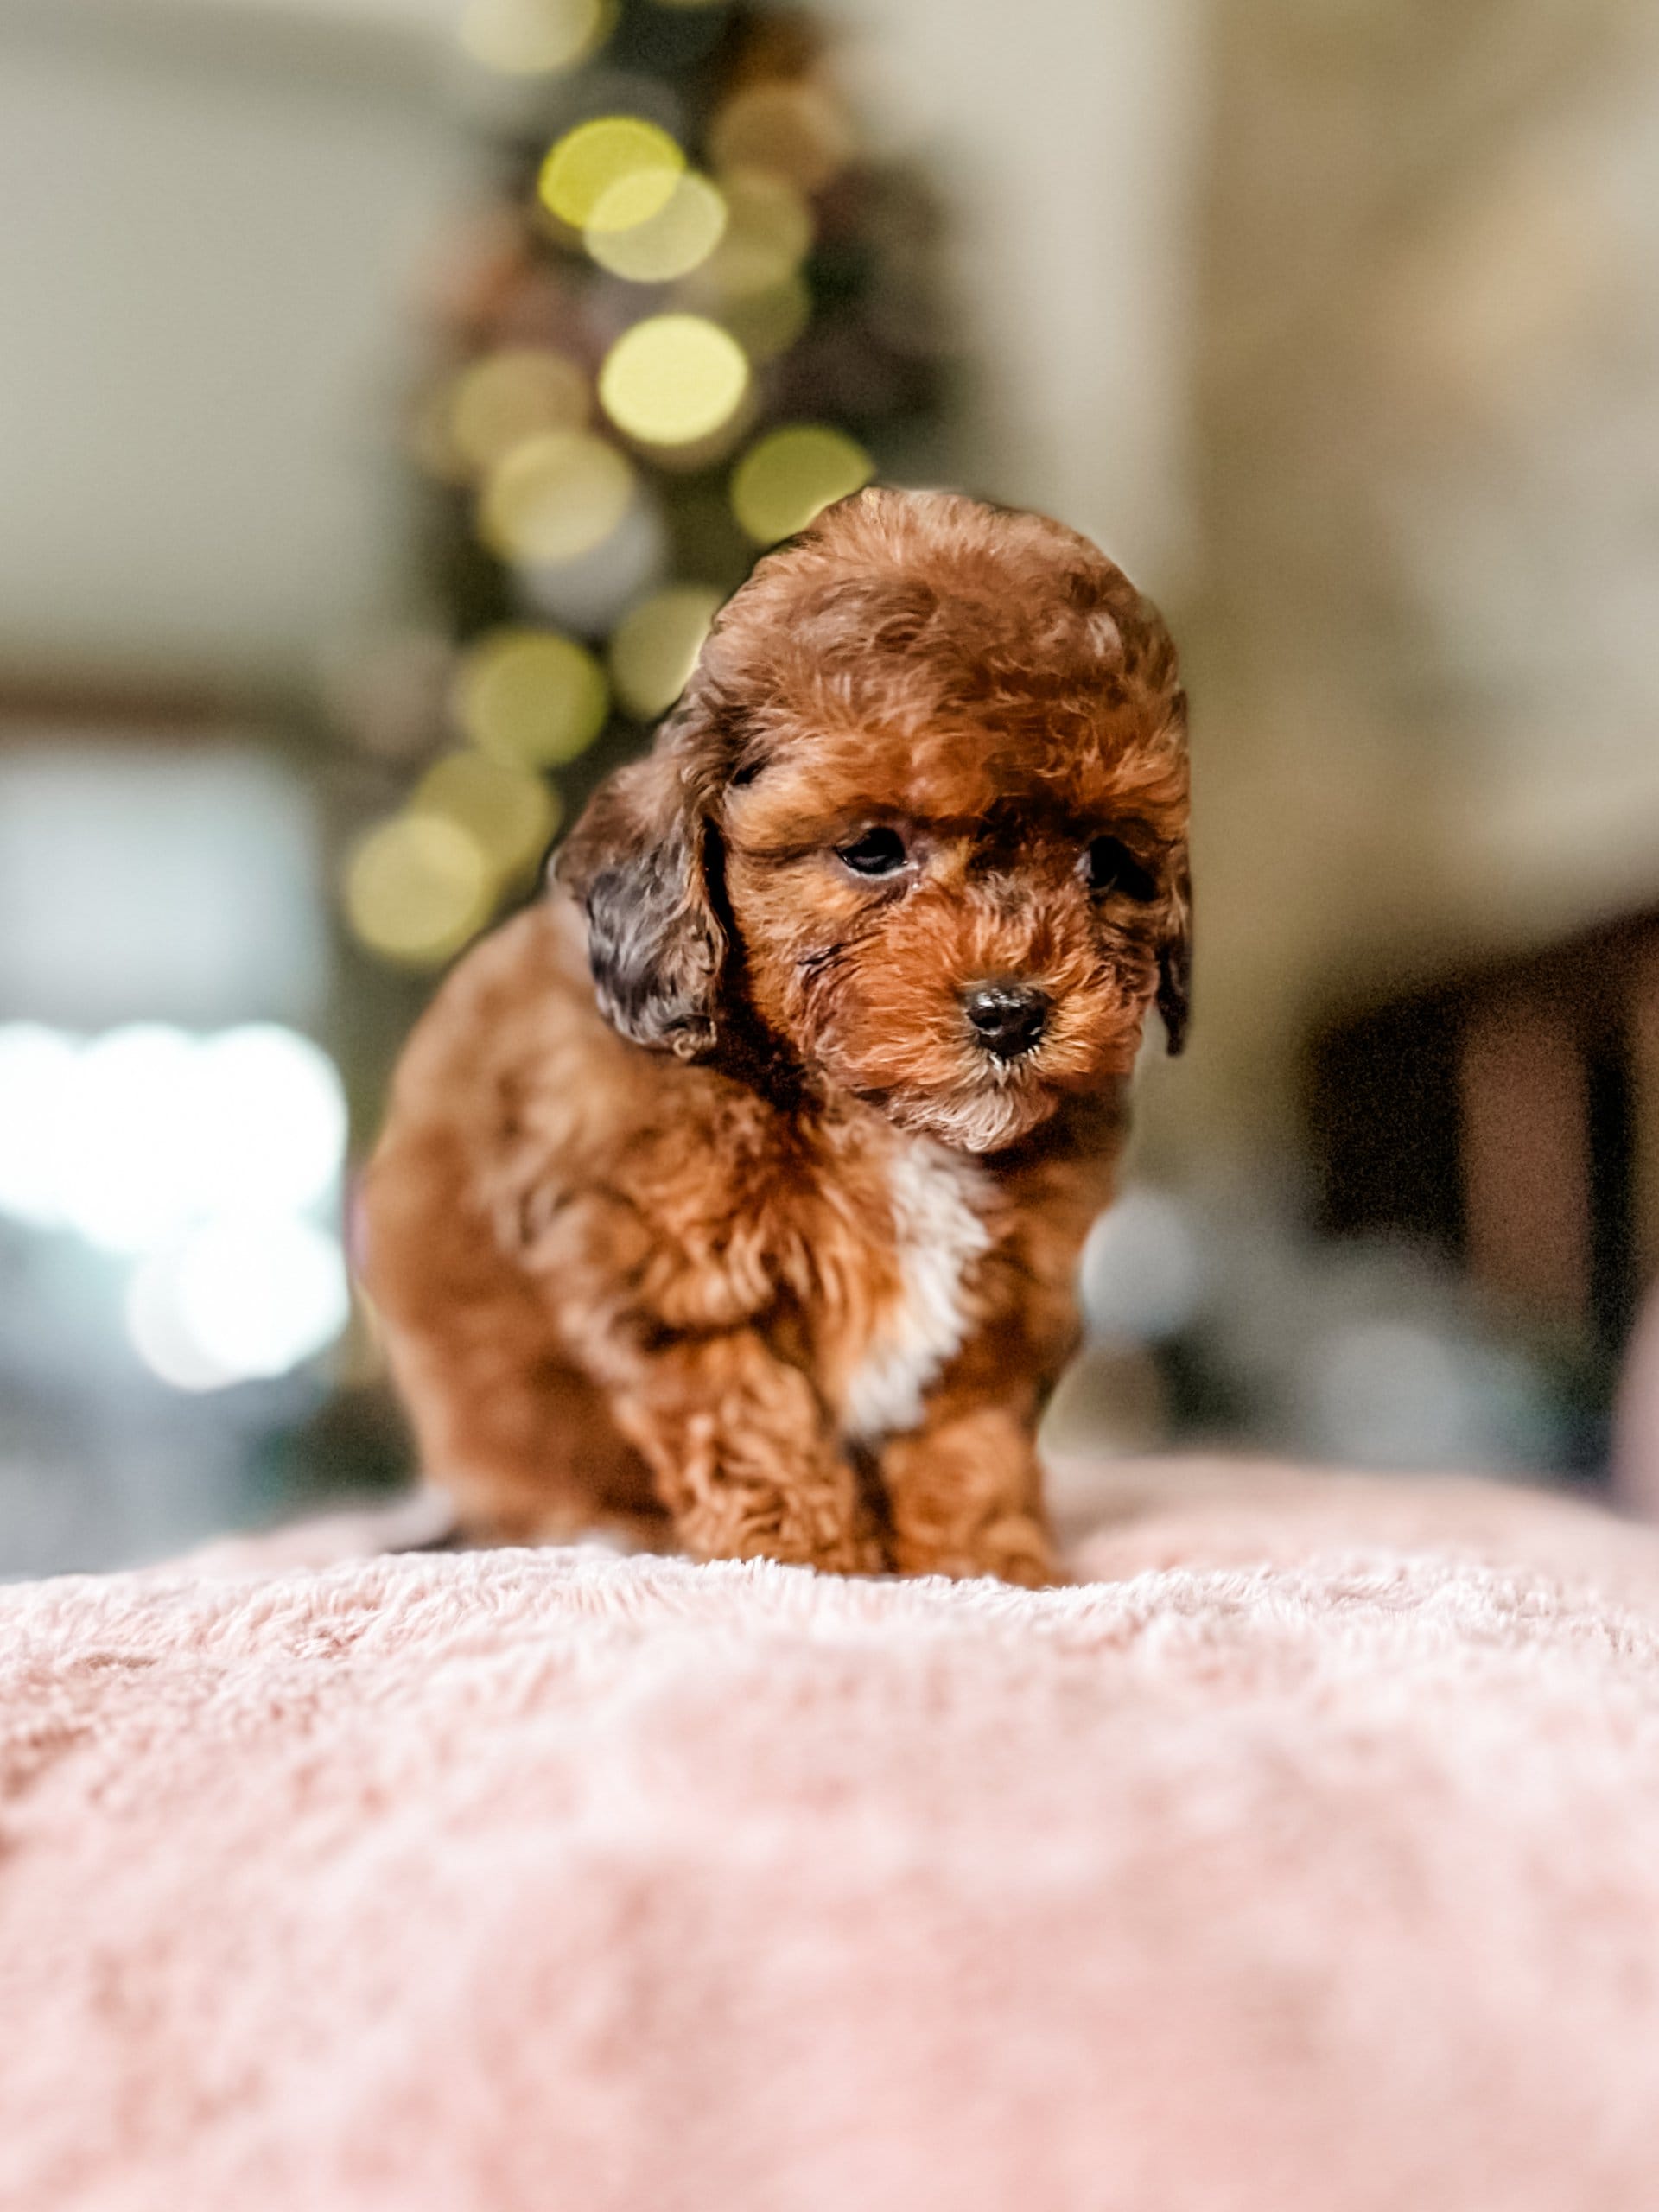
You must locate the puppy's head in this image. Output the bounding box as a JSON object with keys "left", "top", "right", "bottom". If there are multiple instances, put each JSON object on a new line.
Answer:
{"left": 558, "top": 486, "right": 1190, "bottom": 1154}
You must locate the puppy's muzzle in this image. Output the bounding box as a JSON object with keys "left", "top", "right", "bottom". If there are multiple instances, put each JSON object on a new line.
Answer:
{"left": 963, "top": 981, "right": 1049, "bottom": 1062}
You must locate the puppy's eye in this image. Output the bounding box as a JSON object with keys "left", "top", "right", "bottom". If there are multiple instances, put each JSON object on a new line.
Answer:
{"left": 836, "top": 826, "right": 910, "bottom": 878}
{"left": 1083, "top": 836, "right": 1158, "bottom": 902}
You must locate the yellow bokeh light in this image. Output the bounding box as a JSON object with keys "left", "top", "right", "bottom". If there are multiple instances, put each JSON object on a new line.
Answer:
{"left": 539, "top": 118, "right": 684, "bottom": 232}
{"left": 709, "top": 81, "right": 851, "bottom": 195}
{"left": 587, "top": 173, "right": 728, "bottom": 283}
{"left": 479, "top": 431, "right": 635, "bottom": 566}
{"left": 598, "top": 315, "right": 749, "bottom": 447}
{"left": 412, "top": 753, "right": 561, "bottom": 875}
{"left": 608, "top": 585, "right": 722, "bottom": 721}
{"left": 730, "top": 423, "right": 874, "bottom": 544}
{"left": 698, "top": 168, "right": 813, "bottom": 299}
{"left": 457, "top": 0, "right": 612, "bottom": 73}
{"left": 715, "top": 270, "right": 811, "bottom": 363}
{"left": 447, "top": 349, "right": 588, "bottom": 477}
{"left": 453, "top": 628, "right": 610, "bottom": 767}
{"left": 344, "top": 816, "right": 495, "bottom": 969}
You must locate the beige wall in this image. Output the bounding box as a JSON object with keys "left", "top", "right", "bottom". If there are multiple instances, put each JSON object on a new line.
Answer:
{"left": 0, "top": 0, "right": 470, "bottom": 688}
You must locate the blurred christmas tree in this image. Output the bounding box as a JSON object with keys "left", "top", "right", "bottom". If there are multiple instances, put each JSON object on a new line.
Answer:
{"left": 338, "top": 0, "right": 954, "bottom": 978}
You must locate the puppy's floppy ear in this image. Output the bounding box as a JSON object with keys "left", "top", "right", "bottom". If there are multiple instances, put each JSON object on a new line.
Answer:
{"left": 1156, "top": 851, "right": 1192, "bottom": 1057}
{"left": 556, "top": 703, "right": 726, "bottom": 1060}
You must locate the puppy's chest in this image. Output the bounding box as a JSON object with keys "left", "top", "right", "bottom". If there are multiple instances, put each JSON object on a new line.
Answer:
{"left": 825, "top": 1138, "right": 994, "bottom": 1444}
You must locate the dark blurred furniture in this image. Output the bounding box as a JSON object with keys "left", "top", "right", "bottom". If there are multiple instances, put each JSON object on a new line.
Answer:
{"left": 1309, "top": 911, "right": 1659, "bottom": 1360}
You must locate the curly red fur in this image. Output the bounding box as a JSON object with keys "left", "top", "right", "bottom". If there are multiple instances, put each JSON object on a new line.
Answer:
{"left": 361, "top": 488, "right": 1190, "bottom": 1585}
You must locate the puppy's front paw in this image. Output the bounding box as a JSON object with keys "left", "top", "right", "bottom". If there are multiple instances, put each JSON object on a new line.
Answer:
{"left": 893, "top": 1514, "right": 1055, "bottom": 1588}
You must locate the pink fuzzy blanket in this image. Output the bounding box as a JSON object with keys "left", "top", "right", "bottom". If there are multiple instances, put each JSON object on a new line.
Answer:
{"left": 6, "top": 1462, "right": 1659, "bottom": 2211}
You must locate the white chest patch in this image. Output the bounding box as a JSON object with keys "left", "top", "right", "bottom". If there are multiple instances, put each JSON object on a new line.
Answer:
{"left": 841, "top": 1139, "right": 992, "bottom": 1444}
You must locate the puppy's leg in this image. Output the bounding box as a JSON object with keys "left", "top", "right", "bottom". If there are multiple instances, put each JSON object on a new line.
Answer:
{"left": 878, "top": 1401, "right": 1054, "bottom": 1587}
{"left": 370, "top": 1199, "right": 670, "bottom": 1550}
{"left": 614, "top": 1330, "right": 885, "bottom": 1575}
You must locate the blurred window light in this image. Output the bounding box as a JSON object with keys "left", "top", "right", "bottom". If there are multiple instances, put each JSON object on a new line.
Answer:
{"left": 446, "top": 348, "right": 589, "bottom": 478}
{"left": 1079, "top": 1187, "right": 1205, "bottom": 1345}
{"left": 587, "top": 173, "right": 728, "bottom": 283}
{"left": 608, "top": 585, "right": 721, "bottom": 720}
{"left": 708, "top": 82, "right": 851, "bottom": 195}
{"left": 128, "top": 1215, "right": 349, "bottom": 1393}
{"left": 730, "top": 424, "right": 873, "bottom": 544}
{"left": 60, "top": 1026, "right": 208, "bottom": 1254}
{"left": 598, "top": 314, "right": 749, "bottom": 446}
{"left": 454, "top": 627, "right": 610, "bottom": 766}
{"left": 539, "top": 118, "right": 684, "bottom": 232}
{"left": 411, "top": 752, "right": 560, "bottom": 876}
{"left": 458, "top": 0, "right": 613, "bottom": 75}
{"left": 0, "top": 1025, "right": 79, "bottom": 1228}
{"left": 191, "top": 1027, "right": 348, "bottom": 1219}
{"left": 0, "top": 1021, "right": 348, "bottom": 1254}
{"left": 344, "top": 813, "right": 495, "bottom": 968}
{"left": 480, "top": 431, "right": 636, "bottom": 565}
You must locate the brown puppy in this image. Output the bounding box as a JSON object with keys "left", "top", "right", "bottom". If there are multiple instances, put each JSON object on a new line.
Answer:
{"left": 361, "top": 487, "right": 1190, "bottom": 1584}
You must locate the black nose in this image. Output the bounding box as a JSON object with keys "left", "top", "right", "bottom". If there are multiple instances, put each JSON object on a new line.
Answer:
{"left": 963, "top": 981, "right": 1049, "bottom": 1061}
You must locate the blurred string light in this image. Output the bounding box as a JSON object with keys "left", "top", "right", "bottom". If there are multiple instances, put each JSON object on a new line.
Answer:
{"left": 458, "top": 0, "right": 614, "bottom": 74}
{"left": 386, "top": 3, "right": 954, "bottom": 993}
{"left": 454, "top": 627, "right": 610, "bottom": 766}
{"left": 445, "top": 347, "right": 588, "bottom": 478}
{"left": 586, "top": 172, "right": 728, "bottom": 283}
{"left": 599, "top": 313, "right": 749, "bottom": 445}
{"left": 609, "top": 585, "right": 721, "bottom": 720}
{"left": 479, "top": 430, "right": 635, "bottom": 564}
{"left": 539, "top": 117, "right": 684, "bottom": 232}
{"left": 0, "top": 1021, "right": 350, "bottom": 1391}
{"left": 730, "top": 423, "right": 874, "bottom": 543}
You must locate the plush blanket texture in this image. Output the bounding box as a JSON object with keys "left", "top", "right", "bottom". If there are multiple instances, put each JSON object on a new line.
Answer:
{"left": 6, "top": 1462, "right": 1659, "bottom": 2211}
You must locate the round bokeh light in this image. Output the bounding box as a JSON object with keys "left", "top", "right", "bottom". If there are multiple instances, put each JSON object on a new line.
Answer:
{"left": 479, "top": 431, "right": 635, "bottom": 566}
{"left": 708, "top": 81, "right": 850, "bottom": 194}
{"left": 411, "top": 752, "right": 560, "bottom": 877}
{"left": 539, "top": 117, "right": 684, "bottom": 232}
{"left": 608, "top": 584, "right": 722, "bottom": 720}
{"left": 344, "top": 814, "right": 495, "bottom": 968}
{"left": 697, "top": 168, "right": 813, "bottom": 299}
{"left": 586, "top": 173, "right": 728, "bottom": 283}
{"left": 458, "top": 0, "right": 612, "bottom": 74}
{"left": 599, "top": 314, "right": 749, "bottom": 446}
{"left": 446, "top": 349, "right": 588, "bottom": 478}
{"left": 715, "top": 270, "right": 811, "bottom": 363}
{"left": 730, "top": 423, "right": 874, "bottom": 543}
{"left": 454, "top": 628, "right": 610, "bottom": 767}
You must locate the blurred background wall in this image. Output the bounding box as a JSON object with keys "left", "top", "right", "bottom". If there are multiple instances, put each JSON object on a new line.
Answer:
{"left": 3, "top": 0, "right": 1656, "bottom": 1568}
